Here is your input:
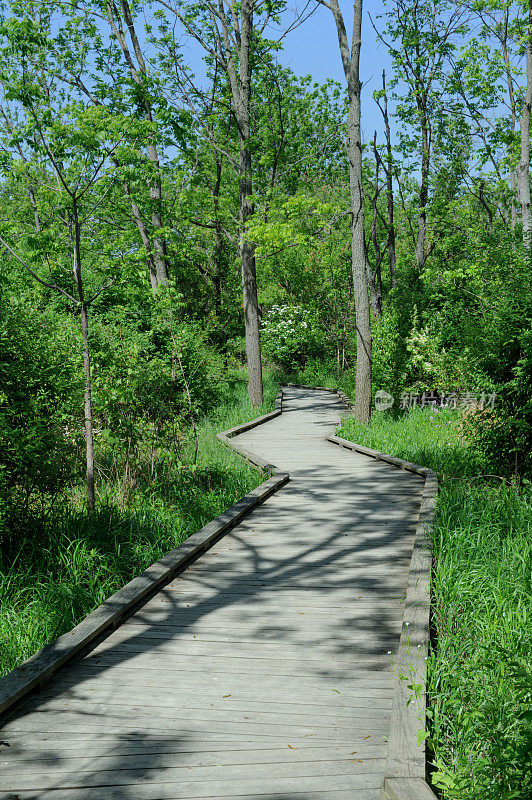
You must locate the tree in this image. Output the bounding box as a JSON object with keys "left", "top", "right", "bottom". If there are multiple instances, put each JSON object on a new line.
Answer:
{"left": 519, "top": 0, "right": 532, "bottom": 248}
{"left": 152, "top": 0, "right": 273, "bottom": 405}
{"left": 378, "top": 0, "right": 467, "bottom": 271}
{"left": 317, "top": 0, "right": 372, "bottom": 422}
{"left": 0, "top": 16, "right": 144, "bottom": 509}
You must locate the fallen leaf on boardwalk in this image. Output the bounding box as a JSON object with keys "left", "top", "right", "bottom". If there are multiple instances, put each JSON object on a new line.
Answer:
{"left": 363, "top": 735, "right": 371, "bottom": 740}
{"left": 223, "top": 694, "right": 231, "bottom": 698}
{"left": 332, "top": 689, "right": 340, "bottom": 694}
{"left": 287, "top": 744, "right": 296, "bottom": 749}
{"left": 350, "top": 752, "right": 358, "bottom": 755}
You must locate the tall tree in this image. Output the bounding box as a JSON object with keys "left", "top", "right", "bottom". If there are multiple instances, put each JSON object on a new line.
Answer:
{"left": 153, "top": 0, "right": 269, "bottom": 405}
{"left": 519, "top": 0, "right": 532, "bottom": 248}
{"left": 317, "top": 0, "right": 372, "bottom": 422}
{"left": 0, "top": 16, "right": 141, "bottom": 509}
{"left": 379, "top": 0, "right": 466, "bottom": 271}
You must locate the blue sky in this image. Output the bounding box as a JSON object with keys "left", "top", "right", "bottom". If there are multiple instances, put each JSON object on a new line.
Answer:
{"left": 274, "top": 1, "right": 395, "bottom": 142}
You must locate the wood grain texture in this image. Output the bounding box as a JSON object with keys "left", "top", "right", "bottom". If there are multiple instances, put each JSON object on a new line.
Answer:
{"left": 324, "top": 420, "right": 439, "bottom": 800}
{"left": 0, "top": 386, "right": 432, "bottom": 800}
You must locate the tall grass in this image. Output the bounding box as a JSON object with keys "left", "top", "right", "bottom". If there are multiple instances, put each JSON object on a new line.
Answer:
{"left": 0, "top": 370, "right": 280, "bottom": 678}
{"left": 338, "top": 407, "right": 532, "bottom": 800}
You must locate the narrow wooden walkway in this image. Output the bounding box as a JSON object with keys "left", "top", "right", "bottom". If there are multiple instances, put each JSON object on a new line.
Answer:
{"left": 0, "top": 387, "right": 424, "bottom": 800}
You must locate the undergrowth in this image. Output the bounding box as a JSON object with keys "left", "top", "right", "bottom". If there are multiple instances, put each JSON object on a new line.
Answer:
{"left": 338, "top": 406, "right": 532, "bottom": 800}
{"left": 0, "top": 370, "right": 279, "bottom": 677}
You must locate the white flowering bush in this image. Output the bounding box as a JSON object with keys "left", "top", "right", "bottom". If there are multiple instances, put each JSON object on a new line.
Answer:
{"left": 261, "top": 305, "right": 327, "bottom": 372}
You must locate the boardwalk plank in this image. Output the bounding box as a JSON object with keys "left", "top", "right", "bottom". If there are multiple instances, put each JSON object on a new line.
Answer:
{"left": 0, "top": 387, "right": 423, "bottom": 798}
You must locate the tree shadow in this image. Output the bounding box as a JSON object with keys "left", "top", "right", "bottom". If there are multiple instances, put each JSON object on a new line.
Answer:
{"left": 0, "top": 387, "right": 422, "bottom": 800}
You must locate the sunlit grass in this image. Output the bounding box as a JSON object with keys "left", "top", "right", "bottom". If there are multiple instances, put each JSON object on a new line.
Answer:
{"left": 0, "top": 369, "right": 280, "bottom": 677}
{"left": 337, "top": 404, "right": 532, "bottom": 800}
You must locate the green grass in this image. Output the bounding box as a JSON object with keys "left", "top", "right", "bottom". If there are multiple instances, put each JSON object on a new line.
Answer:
{"left": 0, "top": 369, "right": 280, "bottom": 678}
{"left": 337, "top": 406, "right": 532, "bottom": 800}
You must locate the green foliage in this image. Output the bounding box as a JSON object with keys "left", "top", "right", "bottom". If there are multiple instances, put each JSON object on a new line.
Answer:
{"left": 0, "top": 288, "right": 81, "bottom": 549}
{"left": 90, "top": 287, "right": 225, "bottom": 489}
{"left": 0, "top": 368, "right": 280, "bottom": 677}
{"left": 429, "top": 483, "right": 532, "bottom": 800}
{"left": 260, "top": 304, "right": 328, "bottom": 372}
{"left": 337, "top": 405, "right": 531, "bottom": 800}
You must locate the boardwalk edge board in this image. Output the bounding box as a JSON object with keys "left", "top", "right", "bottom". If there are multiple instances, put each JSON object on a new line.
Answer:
{"left": 0, "top": 393, "right": 289, "bottom": 718}
{"left": 216, "top": 388, "right": 289, "bottom": 478}
{"left": 325, "top": 433, "right": 438, "bottom": 800}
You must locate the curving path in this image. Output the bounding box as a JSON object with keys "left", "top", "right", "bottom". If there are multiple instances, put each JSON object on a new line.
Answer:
{"left": 0, "top": 386, "right": 424, "bottom": 800}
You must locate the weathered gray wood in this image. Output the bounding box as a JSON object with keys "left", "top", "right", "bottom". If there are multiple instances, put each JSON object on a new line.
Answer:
{"left": 0, "top": 792, "right": 381, "bottom": 800}
{"left": 3, "top": 744, "right": 387, "bottom": 775}
{"left": 2, "top": 757, "right": 388, "bottom": 791}
{"left": 325, "top": 424, "right": 439, "bottom": 800}
{"left": 382, "top": 777, "right": 439, "bottom": 800}
{"left": 327, "top": 435, "right": 432, "bottom": 476}
{"left": 383, "top": 474, "right": 437, "bottom": 781}
{"left": 78, "top": 651, "right": 395, "bottom": 679}
{"left": 0, "top": 775, "right": 383, "bottom": 800}
{"left": 0, "top": 473, "right": 287, "bottom": 716}
{"left": 0, "top": 386, "right": 433, "bottom": 799}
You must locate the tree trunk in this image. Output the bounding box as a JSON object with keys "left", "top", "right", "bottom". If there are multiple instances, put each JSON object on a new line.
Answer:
{"left": 519, "top": 0, "right": 532, "bottom": 251}
{"left": 72, "top": 202, "right": 95, "bottom": 511}
{"left": 123, "top": 181, "right": 158, "bottom": 290}
{"left": 347, "top": 1, "right": 372, "bottom": 421}
{"left": 381, "top": 72, "right": 397, "bottom": 288}
{"left": 415, "top": 116, "right": 429, "bottom": 271}
{"left": 108, "top": 0, "right": 169, "bottom": 290}
{"left": 237, "top": 0, "right": 263, "bottom": 406}
{"left": 501, "top": 7, "right": 518, "bottom": 233}
{"left": 328, "top": 0, "right": 372, "bottom": 422}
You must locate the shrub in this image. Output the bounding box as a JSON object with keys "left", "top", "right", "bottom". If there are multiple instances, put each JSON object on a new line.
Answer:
{"left": 0, "top": 292, "right": 81, "bottom": 554}
{"left": 261, "top": 304, "right": 328, "bottom": 372}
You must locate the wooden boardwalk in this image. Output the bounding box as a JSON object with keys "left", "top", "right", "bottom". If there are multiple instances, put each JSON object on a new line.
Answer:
{"left": 0, "top": 387, "right": 424, "bottom": 800}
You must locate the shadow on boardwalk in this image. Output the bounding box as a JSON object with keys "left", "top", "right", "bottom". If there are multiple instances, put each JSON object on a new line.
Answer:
{"left": 0, "top": 389, "right": 423, "bottom": 800}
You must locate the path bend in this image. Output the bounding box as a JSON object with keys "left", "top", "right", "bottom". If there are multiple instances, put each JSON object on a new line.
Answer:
{"left": 0, "top": 386, "right": 424, "bottom": 800}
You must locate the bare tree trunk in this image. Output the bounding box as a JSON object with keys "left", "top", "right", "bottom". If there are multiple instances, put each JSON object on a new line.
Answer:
{"left": 327, "top": 0, "right": 372, "bottom": 422}
{"left": 124, "top": 181, "right": 158, "bottom": 290}
{"left": 72, "top": 201, "right": 95, "bottom": 511}
{"left": 501, "top": 6, "right": 518, "bottom": 232}
{"left": 519, "top": 0, "right": 532, "bottom": 251}
{"left": 416, "top": 117, "right": 429, "bottom": 271}
{"left": 107, "top": 0, "right": 169, "bottom": 290}
{"left": 236, "top": 0, "right": 263, "bottom": 405}
{"left": 380, "top": 72, "right": 397, "bottom": 288}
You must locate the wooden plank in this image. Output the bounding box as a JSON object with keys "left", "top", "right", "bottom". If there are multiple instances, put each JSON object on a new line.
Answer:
{"left": 1, "top": 758, "right": 388, "bottom": 791}
{"left": 38, "top": 668, "right": 395, "bottom": 701}
{"left": 0, "top": 472, "right": 288, "bottom": 716}
{"left": 0, "top": 792, "right": 381, "bottom": 800}
{"left": 326, "top": 436, "right": 431, "bottom": 478}
{"left": 383, "top": 473, "right": 437, "bottom": 783}
{"left": 0, "top": 775, "right": 383, "bottom": 799}
{"left": 78, "top": 651, "right": 395, "bottom": 680}
{"left": 16, "top": 693, "right": 393, "bottom": 728}
{"left": 382, "top": 777, "right": 439, "bottom": 800}
{"left": 1, "top": 709, "right": 390, "bottom": 740}
{"left": 87, "top": 636, "right": 397, "bottom": 666}
{"left": 33, "top": 683, "right": 394, "bottom": 716}
{"left": 1, "top": 742, "right": 387, "bottom": 767}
